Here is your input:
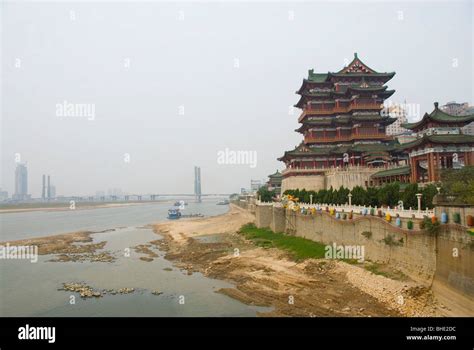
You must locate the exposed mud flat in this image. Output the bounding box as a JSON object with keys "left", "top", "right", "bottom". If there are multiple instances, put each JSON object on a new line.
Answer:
{"left": 153, "top": 205, "right": 443, "bottom": 317}
{"left": 1, "top": 230, "right": 116, "bottom": 263}
{"left": 133, "top": 244, "right": 159, "bottom": 262}
{"left": 59, "top": 282, "right": 161, "bottom": 298}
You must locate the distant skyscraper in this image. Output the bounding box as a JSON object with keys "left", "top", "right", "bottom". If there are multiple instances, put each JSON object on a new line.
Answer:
{"left": 47, "top": 175, "right": 51, "bottom": 200}
{"left": 13, "top": 163, "right": 28, "bottom": 201}
{"left": 194, "top": 166, "right": 202, "bottom": 203}
{"left": 42, "top": 174, "right": 46, "bottom": 200}
{"left": 0, "top": 189, "right": 9, "bottom": 201}
{"left": 50, "top": 185, "right": 56, "bottom": 199}
{"left": 385, "top": 104, "right": 410, "bottom": 136}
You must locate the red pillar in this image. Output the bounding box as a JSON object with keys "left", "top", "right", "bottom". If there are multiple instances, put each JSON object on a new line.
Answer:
{"left": 428, "top": 153, "right": 434, "bottom": 182}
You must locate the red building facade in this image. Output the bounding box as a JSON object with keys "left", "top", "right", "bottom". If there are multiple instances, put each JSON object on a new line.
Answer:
{"left": 401, "top": 103, "right": 474, "bottom": 183}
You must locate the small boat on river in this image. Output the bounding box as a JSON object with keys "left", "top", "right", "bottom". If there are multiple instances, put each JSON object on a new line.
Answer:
{"left": 167, "top": 208, "right": 182, "bottom": 220}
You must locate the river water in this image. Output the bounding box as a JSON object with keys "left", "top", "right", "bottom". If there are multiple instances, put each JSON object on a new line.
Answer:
{"left": 0, "top": 199, "right": 269, "bottom": 316}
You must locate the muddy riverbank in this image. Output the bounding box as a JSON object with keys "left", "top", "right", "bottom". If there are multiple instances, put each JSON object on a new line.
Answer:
{"left": 152, "top": 205, "right": 444, "bottom": 317}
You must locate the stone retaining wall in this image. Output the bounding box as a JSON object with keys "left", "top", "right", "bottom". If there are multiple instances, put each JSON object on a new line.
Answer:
{"left": 255, "top": 204, "right": 474, "bottom": 315}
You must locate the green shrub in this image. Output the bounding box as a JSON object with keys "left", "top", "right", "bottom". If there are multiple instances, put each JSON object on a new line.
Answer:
{"left": 382, "top": 234, "right": 403, "bottom": 246}
{"left": 453, "top": 212, "right": 461, "bottom": 224}
{"left": 421, "top": 217, "right": 441, "bottom": 235}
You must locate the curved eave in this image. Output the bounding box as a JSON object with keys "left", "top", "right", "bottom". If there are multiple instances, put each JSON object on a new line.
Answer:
{"left": 382, "top": 90, "right": 396, "bottom": 98}
{"left": 402, "top": 117, "right": 474, "bottom": 131}
{"left": 268, "top": 172, "right": 283, "bottom": 179}
{"left": 295, "top": 125, "right": 306, "bottom": 133}
{"left": 347, "top": 86, "right": 388, "bottom": 93}
{"left": 296, "top": 77, "right": 332, "bottom": 95}
{"left": 401, "top": 134, "right": 474, "bottom": 150}
{"left": 383, "top": 117, "right": 397, "bottom": 126}
{"left": 296, "top": 79, "right": 308, "bottom": 95}
{"left": 294, "top": 96, "right": 305, "bottom": 109}
{"left": 371, "top": 165, "right": 411, "bottom": 179}
{"left": 402, "top": 107, "right": 474, "bottom": 131}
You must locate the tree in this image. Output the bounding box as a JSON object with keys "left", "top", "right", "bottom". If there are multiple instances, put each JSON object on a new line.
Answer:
{"left": 324, "top": 186, "right": 334, "bottom": 204}
{"left": 316, "top": 189, "right": 327, "bottom": 203}
{"left": 401, "top": 183, "right": 418, "bottom": 209}
{"left": 440, "top": 166, "right": 474, "bottom": 205}
{"left": 300, "top": 189, "right": 308, "bottom": 203}
{"left": 422, "top": 184, "right": 438, "bottom": 209}
{"left": 377, "top": 183, "right": 400, "bottom": 207}
{"left": 336, "top": 186, "right": 349, "bottom": 204}
{"left": 257, "top": 187, "right": 275, "bottom": 202}
{"left": 351, "top": 186, "right": 368, "bottom": 206}
{"left": 366, "top": 187, "right": 379, "bottom": 207}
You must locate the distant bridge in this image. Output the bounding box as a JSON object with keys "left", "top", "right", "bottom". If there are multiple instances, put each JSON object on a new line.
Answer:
{"left": 64, "top": 194, "right": 231, "bottom": 202}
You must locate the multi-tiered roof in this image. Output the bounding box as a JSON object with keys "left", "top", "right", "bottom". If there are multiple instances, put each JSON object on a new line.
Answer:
{"left": 371, "top": 102, "right": 474, "bottom": 184}
{"left": 279, "top": 53, "right": 403, "bottom": 168}
{"left": 401, "top": 102, "right": 474, "bottom": 152}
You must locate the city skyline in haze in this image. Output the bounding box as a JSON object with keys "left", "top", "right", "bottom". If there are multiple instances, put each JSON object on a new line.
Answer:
{"left": 2, "top": 1, "right": 472, "bottom": 197}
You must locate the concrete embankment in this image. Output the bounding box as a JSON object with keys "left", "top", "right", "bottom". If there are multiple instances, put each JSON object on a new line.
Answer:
{"left": 254, "top": 204, "right": 474, "bottom": 316}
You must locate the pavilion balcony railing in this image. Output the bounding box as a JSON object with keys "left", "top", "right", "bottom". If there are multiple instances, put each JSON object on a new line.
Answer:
{"left": 282, "top": 164, "right": 403, "bottom": 176}
{"left": 298, "top": 103, "right": 383, "bottom": 121}
{"left": 281, "top": 168, "right": 327, "bottom": 175}
{"left": 255, "top": 199, "right": 434, "bottom": 219}
{"left": 304, "top": 133, "right": 390, "bottom": 143}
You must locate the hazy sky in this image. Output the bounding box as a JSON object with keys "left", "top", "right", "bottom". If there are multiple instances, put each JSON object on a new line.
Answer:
{"left": 1, "top": 0, "right": 472, "bottom": 196}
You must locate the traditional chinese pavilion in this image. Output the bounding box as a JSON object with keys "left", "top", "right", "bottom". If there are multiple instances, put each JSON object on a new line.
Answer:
{"left": 400, "top": 102, "right": 474, "bottom": 183}
{"left": 266, "top": 170, "right": 283, "bottom": 195}
{"left": 278, "top": 53, "right": 406, "bottom": 191}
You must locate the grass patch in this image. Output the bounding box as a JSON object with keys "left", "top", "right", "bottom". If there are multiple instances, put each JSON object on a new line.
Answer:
{"left": 342, "top": 259, "right": 361, "bottom": 265}
{"left": 238, "top": 223, "right": 326, "bottom": 261}
{"left": 365, "top": 263, "right": 390, "bottom": 278}
{"left": 364, "top": 262, "right": 408, "bottom": 280}
{"left": 381, "top": 234, "right": 404, "bottom": 247}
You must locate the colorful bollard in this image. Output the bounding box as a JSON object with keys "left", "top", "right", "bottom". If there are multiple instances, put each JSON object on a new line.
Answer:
{"left": 396, "top": 217, "right": 402, "bottom": 227}
{"left": 441, "top": 212, "right": 448, "bottom": 224}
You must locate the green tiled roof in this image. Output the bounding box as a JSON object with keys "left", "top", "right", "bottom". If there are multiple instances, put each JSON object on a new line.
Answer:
{"left": 268, "top": 170, "right": 283, "bottom": 178}
{"left": 351, "top": 115, "right": 396, "bottom": 125}
{"left": 308, "top": 70, "right": 328, "bottom": 83}
{"left": 402, "top": 103, "right": 474, "bottom": 130}
{"left": 330, "top": 145, "right": 351, "bottom": 154}
{"left": 278, "top": 139, "right": 404, "bottom": 161}
{"left": 371, "top": 165, "right": 411, "bottom": 178}
{"left": 296, "top": 115, "right": 395, "bottom": 132}
{"left": 351, "top": 143, "right": 395, "bottom": 153}
{"left": 401, "top": 134, "right": 474, "bottom": 150}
